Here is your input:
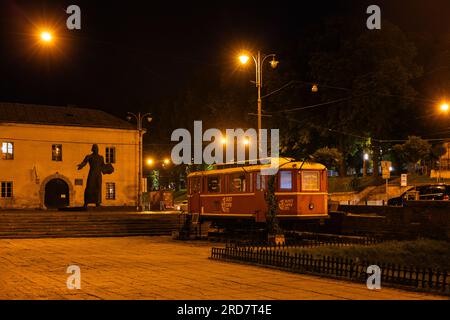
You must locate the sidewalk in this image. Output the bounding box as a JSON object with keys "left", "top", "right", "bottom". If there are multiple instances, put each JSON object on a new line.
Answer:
{"left": 0, "top": 236, "right": 446, "bottom": 300}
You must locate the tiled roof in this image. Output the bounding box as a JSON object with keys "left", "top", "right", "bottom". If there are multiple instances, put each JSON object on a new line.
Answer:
{"left": 0, "top": 102, "right": 135, "bottom": 130}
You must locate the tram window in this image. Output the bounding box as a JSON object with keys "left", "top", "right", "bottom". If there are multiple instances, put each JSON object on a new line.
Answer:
{"left": 255, "top": 173, "right": 267, "bottom": 191}
{"left": 302, "top": 171, "right": 320, "bottom": 191}
{"left": 207, "top": 176, "right": 221, "bottom": 193}
{"left": 279, "top": 171, "right": 292, "bottom": 190}
{"left": 230, "top": 174, "right": 246, "bottom": 192}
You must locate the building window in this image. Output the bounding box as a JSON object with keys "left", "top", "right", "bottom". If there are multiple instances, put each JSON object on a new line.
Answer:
{"left": 52, "top": 144, "right": 63, "bottom": 161}
{"left": 279, "top": 171, "right": 292, "bottom": 190}
{"left": 106, "top": 182, "right": 116, "bottom": 200}
{"left": 106, "top": 147, "right": 116, "bottom": 164}
{"left": 1, "top": 142, "right": 14, "bottom": 160}
{"left": 207, "top": 176, "right": 221, "bottom": 193}
{"left": 302, "top": 171, "right": 320, "bottom": 191}
{"left": 1, "top": 182, "right": 13, "bottom": 198}
{"left": 229, "top": 174, "right": 246, "bottom": 192}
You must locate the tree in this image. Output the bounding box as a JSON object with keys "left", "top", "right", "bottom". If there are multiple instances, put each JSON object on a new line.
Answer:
{"left": 265, "top": 175, "right": 282, "bottom": 235}
{"left": 309, "top": 19, "right": 422, "bottom": 177}
{"left": 393, "top": 136, "right": 431, "bottom": 173}
{"left": 311, "top": 147, "right": 343, "bottom": 170}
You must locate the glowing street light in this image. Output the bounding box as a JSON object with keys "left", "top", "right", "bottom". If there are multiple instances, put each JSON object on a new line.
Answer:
{"left": 221, "top": 137, "right": 227, "bottom": 145}
{"left": 363, "top": 153, "right": 369, "bottom": 177}
{"left": 40, "top": 31, "right": 53, "bottom": 43}
{"left": 243, "top": 138, "right": 250, "bottom": 146}
{"left": 163, "top": 158, "right": 170, "bottom": 165}
{"left": 146, "top": 158, "right": 154, "bottom": 166}
{"left": 440, "top": 102, "right": 449, "bottom": 113}
{"left": 239, "top": 55, "right": 250, "bottom": 64}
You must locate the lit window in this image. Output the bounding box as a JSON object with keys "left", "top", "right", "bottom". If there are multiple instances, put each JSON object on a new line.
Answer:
{"left": 279, "top": 171, "right": 292, "bottom": 190}
{"left": 302, "top": 171, "right": 320, "bottom": 191}
{"left": 1, "top": 181, "right": 13, "bottom": 198}
{"left": 106, "top": 182, "right": 116, "bottom": 200}
{"left": 1, "top": 142, "right": 14, "bottom": 160}
{"left": 106, "top": 147, "right": 116, "bottom": 164}
{"left": 230, "top": 174, "right": 246, "bottom": 192}
{"left": 207, "top": 176, "right": 221, "bottom": 193}
{"left": 52, "top": 144, "right": 62, "bottom": 161}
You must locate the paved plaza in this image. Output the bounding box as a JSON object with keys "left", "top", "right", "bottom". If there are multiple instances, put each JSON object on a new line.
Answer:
{"left": 0, "top": 236, "right": 447, "bottom": 300}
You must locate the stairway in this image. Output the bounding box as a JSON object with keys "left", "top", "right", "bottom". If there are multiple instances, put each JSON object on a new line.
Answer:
{"left": 0, "top": 211, "right": 182, "bottom": 239}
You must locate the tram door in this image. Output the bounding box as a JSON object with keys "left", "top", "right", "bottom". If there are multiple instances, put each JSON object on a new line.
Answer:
{"left": 188, "top": 177, "right": 202, "bottom": 214}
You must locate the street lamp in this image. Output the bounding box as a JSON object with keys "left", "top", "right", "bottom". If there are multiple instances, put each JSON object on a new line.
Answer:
{"left": 40, "top": 31, "right": 53, "bottom": 43}
{"left": 363, "top": 153, "right": 369, "bottom": 177}
{"left": 440, "top": 102, "right": 449, "bottom": 113}
{"left": 239, "top": 50, "right": 279, "bottom": 157}
{"left": 127, "top": 112, "right": 152, "bottom": 210}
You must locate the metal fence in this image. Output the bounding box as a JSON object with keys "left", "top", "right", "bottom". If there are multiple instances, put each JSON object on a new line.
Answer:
{"left": 210, "top": 246, "right": 450, "bottom": 295}
{"left": 232, "top": 233, "right": 382, "bottom": 249}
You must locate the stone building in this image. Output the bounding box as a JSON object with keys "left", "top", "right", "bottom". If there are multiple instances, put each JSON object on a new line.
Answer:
{"left": 0, "top": 102, "right": 139, "bottom": 209}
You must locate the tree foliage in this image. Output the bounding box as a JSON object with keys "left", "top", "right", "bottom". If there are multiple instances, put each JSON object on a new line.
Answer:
{"left": 311, "top": 147, "right": 343, "bottom": 170}
{"left": 393, "top": 136, "right": 431, "bottom": 172}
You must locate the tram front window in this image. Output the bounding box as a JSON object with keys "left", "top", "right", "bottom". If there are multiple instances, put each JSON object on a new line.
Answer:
{"left": 280, "top": 171, "right": 293, "bottom": 190}
{"left": 230, "top": 174, "right": 246, "bottom": 192}
{"left": 255, "top": 173, "right": 267, "bottom": 191}
{"left": 207, "top": 176, "right": 221, "bottom": 193}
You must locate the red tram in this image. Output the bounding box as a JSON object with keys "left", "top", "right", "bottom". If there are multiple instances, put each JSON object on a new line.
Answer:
{"left": 187, "top": 158, "right": 329, "bottom": 225}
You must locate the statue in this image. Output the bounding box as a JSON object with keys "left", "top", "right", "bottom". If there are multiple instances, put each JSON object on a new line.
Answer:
{"left": 77, "top": 144, "right": 114, "bottom": 208}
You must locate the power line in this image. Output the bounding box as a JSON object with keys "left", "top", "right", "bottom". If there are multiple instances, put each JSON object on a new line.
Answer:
{"left": 268, "top": 96, "right": 351, "bottom": 114}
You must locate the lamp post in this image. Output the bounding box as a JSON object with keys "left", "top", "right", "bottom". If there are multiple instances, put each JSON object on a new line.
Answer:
{"left": 127, "top": 112, "right": 152, "bottom": 210}
{"left": 363, "top": 153, "right": 369, "bottom": 177}
{"left": 239, "top": 51, "right": 279, "bottom": 156}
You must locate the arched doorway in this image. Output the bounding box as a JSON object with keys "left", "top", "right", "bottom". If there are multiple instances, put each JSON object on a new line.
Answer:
{"left": 44, "top": 179, "right": 70, "bottom": 209}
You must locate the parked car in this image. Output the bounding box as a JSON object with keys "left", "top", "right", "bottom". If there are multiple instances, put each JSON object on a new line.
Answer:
{"left": 388, "top": 184, "right": 450, "bottom": 206}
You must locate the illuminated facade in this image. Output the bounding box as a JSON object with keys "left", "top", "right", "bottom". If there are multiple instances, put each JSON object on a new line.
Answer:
{"left": 0, "top": 103, "right": 140, "bottom": 209}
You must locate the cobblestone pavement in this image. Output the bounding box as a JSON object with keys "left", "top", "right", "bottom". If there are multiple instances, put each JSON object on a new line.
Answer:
{"left": 0, "top": 236, "right": 447, "bottom": 300}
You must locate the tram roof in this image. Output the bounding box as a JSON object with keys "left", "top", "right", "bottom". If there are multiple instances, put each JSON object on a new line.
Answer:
{"left": 187, "top": 158, "right": 326, "bottom": 177}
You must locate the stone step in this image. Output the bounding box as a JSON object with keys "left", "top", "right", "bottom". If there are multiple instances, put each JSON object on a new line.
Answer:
{"left": 0, "top": 232, "right": 174, "bottom": 239}
{"left": 0, "top": 211, "right": 182, "bottom": 239}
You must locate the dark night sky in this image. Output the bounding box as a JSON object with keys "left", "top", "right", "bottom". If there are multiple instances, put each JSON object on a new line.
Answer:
{"left": 2, "top": 0, "right": 450, "bottom": 130}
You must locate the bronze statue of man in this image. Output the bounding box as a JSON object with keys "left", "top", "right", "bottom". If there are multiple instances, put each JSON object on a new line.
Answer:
{"left": 77, "top": 144, "right": 106, "bottom": 208}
